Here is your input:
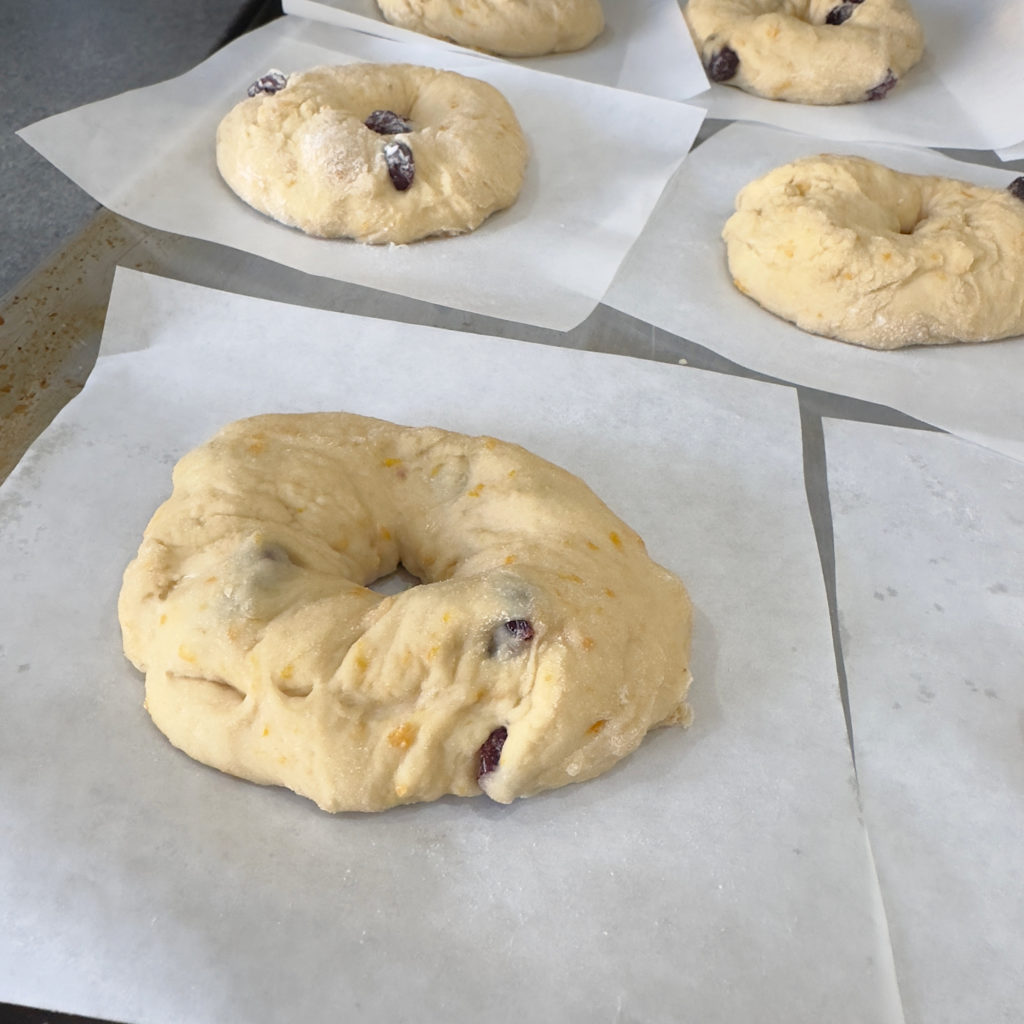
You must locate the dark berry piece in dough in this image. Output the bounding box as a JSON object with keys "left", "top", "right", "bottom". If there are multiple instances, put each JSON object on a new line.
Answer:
{"left": 825, "top": 4, "right": 856, "bottom": 25}
{"left": 383, "top": 141, "right": 415, "bottom": 191}
{"left": 707, "top": 46, "right": 740, "bottom": 83}
{"left": 365, "top": 109, "right": 414, "bottom": 135}
{"left": 504, "top": 619, "right": 534, "bottom": 642}
{"left": 1008, "top": 178, "right": 1024, "bottom": 203}
{"left": 866, "top": 69, "right": 899, "bottom": 101}
{"left": 477, "top": 726, "right": 508, "bottom": 778}
{"left": 488, "top": 618, "right": 535, "bottom": 658}
{"left": 247, "top": 70, "right": 288, "bottom": 97}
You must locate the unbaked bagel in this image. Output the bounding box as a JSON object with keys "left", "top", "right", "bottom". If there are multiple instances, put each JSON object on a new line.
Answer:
{"left": 723, "top": 155, "right": 1024, "bottom": 349}
{"left": 216, "top": 63, "right": 528, "bottom": 244}
{"left": 375, "top": 0, "right": 605, "bottom": 57}
{"left": 118, "top": 413, "right": 694, "bottom": 812}
{"left": 684, "top": 0, "right": 924, "bottom": 105}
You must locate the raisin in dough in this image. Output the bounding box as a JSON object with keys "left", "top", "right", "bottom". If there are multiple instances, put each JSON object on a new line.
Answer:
{"left": 118, "top": 413, "right": 694, "bottom": 812}
{"left": 684, "top": 0, "right": 924, "bottom": 105}
{"left": 723, "top": 156, "right": 1024, "bottom": 349}
{"left": 216, "top": 63, "right": 528, "bottom": 244}
{"left": 376, "top": 0, "right": 604, "bottom": 57}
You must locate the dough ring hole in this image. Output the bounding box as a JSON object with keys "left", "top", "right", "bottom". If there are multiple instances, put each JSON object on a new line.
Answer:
{"left": 368, "top": 564, "right": 422, "bottom": 597}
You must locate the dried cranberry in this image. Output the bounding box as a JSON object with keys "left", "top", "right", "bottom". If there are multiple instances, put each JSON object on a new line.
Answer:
{"left": 825, "top": 4, "right": 855, "bottom": 24}
{"left": 383, "top": 141, "right": 415, "bottom": 191}
{"left": 866, "top": 69, "right": 898, "bottom": 101}
{"left": 477, "top": 726, "right": 508, "bottom": 778}
{"left": 488, "top": 618, "right": 535, "bottom": 658}
{"left": 247, "top": 70, "right": 288, "bottom": 97}
{"left": 504, "top": 619, "right": 534, "bottom": 642}
{"left": 365, "top": 109, "right": 414, "bottom": 135}
{"left": 707, "top": 46, "right": 739, "bottom": 83}
{"left": 1008, "top": 178, "right": 1024, "bottom": 203}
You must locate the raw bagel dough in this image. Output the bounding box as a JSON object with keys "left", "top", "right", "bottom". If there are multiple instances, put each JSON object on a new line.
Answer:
{"left": 216, "top": 63, "right": 528, "bottom": 244}
{"left": 684, "top": 0, "right": 924, "bottom": 105}
{"left": 376, "top": 0, "right": 604, "bottom": 57}
{"left": 119, "top": 413, "right": 693, "bottom": 812}
{"left": 723, "top": 155, "right": 1024, "bottom": 349}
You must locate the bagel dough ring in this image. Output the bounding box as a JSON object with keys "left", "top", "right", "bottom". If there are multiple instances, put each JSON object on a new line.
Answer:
{"left": 118, "top": 413, "right": 694, "bottom": 812}
{"left": 215, "top": 63, "right": 528, "bottom": 244}
{"left": 375, "top": 0, "right": 604, "bottom": 58}
{"left": 684, "top": 0, "right": 924, "bottom": 105}
{"left": 723, "top": 156, "right": 1024, "bottom": 349}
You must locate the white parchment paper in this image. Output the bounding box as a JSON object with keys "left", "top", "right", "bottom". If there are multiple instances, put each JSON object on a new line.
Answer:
{"left": 683, "top": 0, "right": 1024, "bottom": 149}
{"left": 0, "top": 269, "right": 902, "bottom": 1024}
{"left": 284, "top": 0, "right": 709, "bottom": 99}
{"left": 996, "top": 138, "right": 1024, "bottom": 162}
{"left": 825, "top": 419, "right": 1024, "bottom": 1024}
{"left": 604, "top": 122, "right": 1024, "bottom": 464}
{"left": 16, "top": 17, "right": 704, "bottom": 333}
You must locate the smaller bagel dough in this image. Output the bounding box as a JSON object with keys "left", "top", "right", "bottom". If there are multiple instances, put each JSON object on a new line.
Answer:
{"left": 119, "top": 414, "right": 694, "bottom": 812}
{"left": 376, "top": 0, "right": 604, "bottom": 58}
{"left": 684, "top": 0, "right": 924, "bottom": 105}
{"left": 216, "top": 63, "right": 528, "bottom": 244}
{"left": 723, "top": 155, "right": 1024, "bottom": 349}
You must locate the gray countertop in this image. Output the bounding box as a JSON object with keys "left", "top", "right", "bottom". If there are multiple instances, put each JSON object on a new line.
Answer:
{"left": 0, "top": 0, "right": 280, "bottom": 300}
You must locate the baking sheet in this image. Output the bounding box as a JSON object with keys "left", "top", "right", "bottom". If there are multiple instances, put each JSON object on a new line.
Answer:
{"left": 683, "top": 0, "right": 1024, "bottom": 150}
{"left": 604, "top": 122, "right": 1024, "bottom": 464}
{"left": 825, "top": 418, "right": 1024, "bottom": 1024}
{"left": 16, "top": 16, "right": 704, "bottom": 333}
{"left": 284, "top": 0, "right": 708, "bottom": 99}
{"left": 0, "top": 268, "right": 902, "bottom": 1024}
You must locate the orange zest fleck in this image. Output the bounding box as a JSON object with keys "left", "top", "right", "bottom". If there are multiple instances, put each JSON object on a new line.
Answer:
{"left": 388, "top": 722, "right": 418, "bottom": 749}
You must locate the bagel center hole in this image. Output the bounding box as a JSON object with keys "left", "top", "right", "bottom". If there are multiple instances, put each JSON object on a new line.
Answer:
{"left": 369, "top": 565, "right": 422, "bottom": 596}
{"left": 899, "top": 212, "right": 926, "bottom": 234}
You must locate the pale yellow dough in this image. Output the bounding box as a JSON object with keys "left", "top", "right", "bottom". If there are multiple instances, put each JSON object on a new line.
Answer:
{"left": 684, "top": 0, "right": 924, "bottom": 105}
{"left": 119, "top": 413, "right": 693, "bottom": 812}
{"left": 723, "top": 155, "right": 1024, "bottom": 349}
{"left": 376, "top": 0, "right": 604, "bottom": 57}
{"left": 215, "top": 63, "right": 528, "bottom": 244}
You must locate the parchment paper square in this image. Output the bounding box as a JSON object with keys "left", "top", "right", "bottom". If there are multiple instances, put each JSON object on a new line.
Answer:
{"left": 0, "top": 270, "right": 902, "bottom": 1024}
{"left": 825, "top": 418, "right": 1024, "bottom": 1024}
